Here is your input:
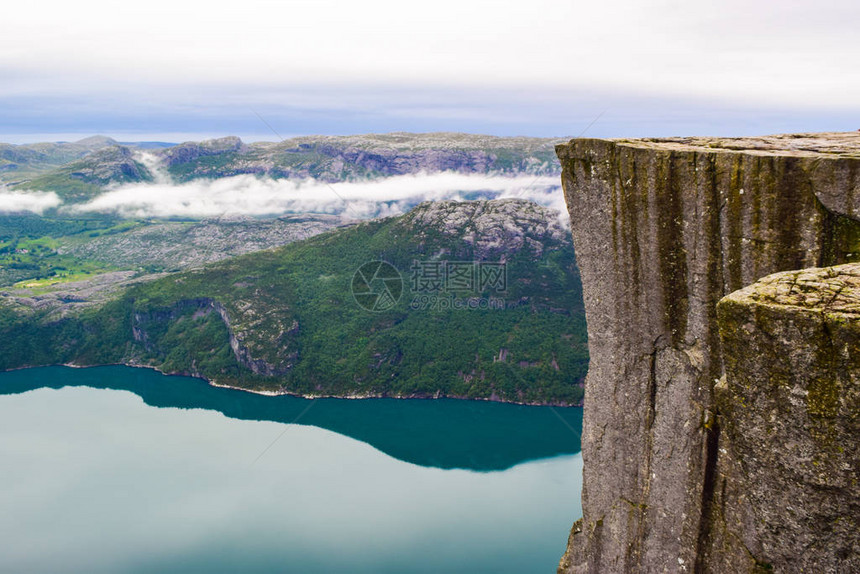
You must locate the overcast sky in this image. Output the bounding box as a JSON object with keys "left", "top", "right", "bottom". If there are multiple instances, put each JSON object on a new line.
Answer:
{"left": 1, "top": 0, "right": 858, "bottom": 142}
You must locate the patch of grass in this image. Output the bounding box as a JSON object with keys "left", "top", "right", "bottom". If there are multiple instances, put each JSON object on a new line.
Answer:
{"left": 12, "top": 269, "right": 107, "bottom": 293}
{"left": 0, "top": 233, "right": 117, "bottom": 288}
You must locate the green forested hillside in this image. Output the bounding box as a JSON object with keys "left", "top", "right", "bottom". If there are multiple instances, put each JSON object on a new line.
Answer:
{"left": 0, "top": 200, "right": 587, "bottom": 404}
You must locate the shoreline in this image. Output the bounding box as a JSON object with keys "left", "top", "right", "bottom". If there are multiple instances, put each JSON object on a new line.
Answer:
{"left": 1, "top": 361, "right": 584, "bottom": 408}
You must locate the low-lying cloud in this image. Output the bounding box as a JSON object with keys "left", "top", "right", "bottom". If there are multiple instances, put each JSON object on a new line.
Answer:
{"left": 0, "top": 190, "right": 62, "bottom": 214}
{"left": 68, "top": 173, "right": 567, "bottom": 221}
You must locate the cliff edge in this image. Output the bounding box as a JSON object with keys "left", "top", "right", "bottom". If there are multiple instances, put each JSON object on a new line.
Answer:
{"left": 556, "top": 133, "right": 860, "bottom": 572}
{"left": 708, "top": 263, "right": 860, "bottom": 572}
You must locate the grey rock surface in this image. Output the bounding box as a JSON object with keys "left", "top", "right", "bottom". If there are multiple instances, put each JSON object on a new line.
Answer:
{"left": 58, "top": 215, "right": 346, "bottom": 271}
{"left": 160, "top": 136, "right": 246, "bottom": 166}
{"left": 712, "top": 263, "right": 860, "bottom": 573}
{"left": 402, "top": 198, "right": 569, "bottom": 259}
{"left": 556, "top": 133, "right": 860, "bottom": 573}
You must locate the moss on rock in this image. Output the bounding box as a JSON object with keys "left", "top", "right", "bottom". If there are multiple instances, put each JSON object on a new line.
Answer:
{"left": 716, "top": 263, "right": 860, "bottom": 573}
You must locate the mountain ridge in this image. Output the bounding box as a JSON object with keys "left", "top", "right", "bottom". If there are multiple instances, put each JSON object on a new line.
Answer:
{"left": 7, "top": 133, "right": 564, "bottom": 203}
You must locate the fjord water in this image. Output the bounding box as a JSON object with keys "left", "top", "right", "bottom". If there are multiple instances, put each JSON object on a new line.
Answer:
{"left": 0, "top": 366, "right": 583, "bottom": 573}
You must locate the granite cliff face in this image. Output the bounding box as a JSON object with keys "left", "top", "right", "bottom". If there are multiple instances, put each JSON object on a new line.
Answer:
{"left": 710, "top": 263, "right": 860, "bottom": 573}
{"left": 556, "top": 133, "right": 860, "bottom": 572}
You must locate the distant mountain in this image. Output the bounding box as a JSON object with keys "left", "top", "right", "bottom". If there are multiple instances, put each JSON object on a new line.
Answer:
{"left": 72, "top": 136, "right": 119, "bottom": 148}
{"left": 0, "top": 136, "right": 173, "bottom": 186}
{"left": 8, "top": 133, "right": 564, "bottom": 203}
{"left": 14, "top": 146, "right": 154, "bottom": 202}
{"left": 158, "top": 133, "right": 563, "bottom": 182}
{"left": 117, "top": 141, "right": 176, "bottom": 149}
{"left": 0, "top": 136, "right": 120, "bottom": 183}
{"left": 0, "top": 199, "right": 587, "bottom": 405}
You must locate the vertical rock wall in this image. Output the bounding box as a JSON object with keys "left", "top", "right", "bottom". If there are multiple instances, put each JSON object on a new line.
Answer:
{"left": 711, "top": 264, "right": 860, "bottom": 573}
{"left": 556, "top": 134, "right": 860, "bottom": 573}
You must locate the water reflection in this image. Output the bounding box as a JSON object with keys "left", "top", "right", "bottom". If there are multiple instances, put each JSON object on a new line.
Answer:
{"left": 0, "top": 375, "right": 584, "bottom": 574}
{"left": 0, "top": 365, "right": 582, "bottom": 471}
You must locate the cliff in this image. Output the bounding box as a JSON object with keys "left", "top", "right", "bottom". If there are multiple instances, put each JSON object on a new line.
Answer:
{"left": 556, "top": 133, "right": 860, "bottom": 572}
{"left": 710, "top": 263, "right": 860, "bottom": 572}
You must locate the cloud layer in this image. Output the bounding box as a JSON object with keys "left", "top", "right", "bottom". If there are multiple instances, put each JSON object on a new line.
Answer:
{"left": 2, "top": 1, "right": 858, "bottom": 110}
{"left": 68, "top": 173, "right": 567, "bottom": 221}
{"left": 0, "top": 190, "right": 62, "bottom": 214}
{"left": 1, "top": 1, "right": 857, "bottom": 143}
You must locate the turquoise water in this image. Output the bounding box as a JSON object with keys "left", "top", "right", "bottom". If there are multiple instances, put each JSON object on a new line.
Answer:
{"left": 0, "top": 366, "right": 583, "bottom": 573}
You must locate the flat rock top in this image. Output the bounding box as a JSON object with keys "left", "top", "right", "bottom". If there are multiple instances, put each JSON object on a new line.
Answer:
{"left": 403, "top": 198, "right": 569, "bottom": 242}
{"left": 725, "top": 263, "right": 860, "bottom": 316}
{"left": 585, "top": 132, "right": 860, "bottom": 158}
